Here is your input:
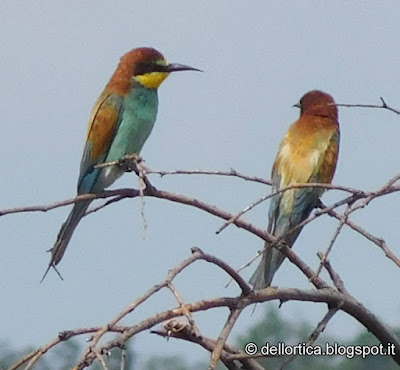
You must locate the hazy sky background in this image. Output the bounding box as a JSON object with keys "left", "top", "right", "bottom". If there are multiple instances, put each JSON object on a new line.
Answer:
{"left": 1, "top": 1, "right": 400, "bottom": 367}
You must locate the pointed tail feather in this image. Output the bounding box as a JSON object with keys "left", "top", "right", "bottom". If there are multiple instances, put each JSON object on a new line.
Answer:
{"left": 41, "top": 200, "right": 91, "bottom": 282}
{"left": 249, "top": 243, "right": 286, "bottom": 289}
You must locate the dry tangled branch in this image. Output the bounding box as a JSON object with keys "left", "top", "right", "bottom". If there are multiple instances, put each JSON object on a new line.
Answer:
{"left": 5, "top": 162, "right": 400, "bottom": 369}
{"left": 10, "top": 247, "right": 400, "bottom": 369}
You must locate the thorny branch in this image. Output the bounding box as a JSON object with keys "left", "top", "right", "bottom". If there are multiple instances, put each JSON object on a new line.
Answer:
{"left": 5, "top": 166, "right": 400, "bottom": 369}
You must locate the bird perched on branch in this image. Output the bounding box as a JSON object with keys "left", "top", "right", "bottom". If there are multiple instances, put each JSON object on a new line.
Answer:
{"left": 250, "top": 90, "right": 340, "bottom": 289}
{"left": 42, "top": 47, "right": 200, "bottom": 281}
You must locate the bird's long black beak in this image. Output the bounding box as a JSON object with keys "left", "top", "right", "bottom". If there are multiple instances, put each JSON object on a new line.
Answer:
{"left": 292, "top": 102, "right": 301, "bottom": 108}
{"left": 166, "top": 63, "right": 203, "bottom": 73}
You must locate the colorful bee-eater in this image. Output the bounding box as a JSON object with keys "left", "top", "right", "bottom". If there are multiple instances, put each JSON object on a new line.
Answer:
{"left": 249, "top": 90, "right": 340, "bottom": 289}
{"left": 42, "top": 47, "right": 200, "bottom": 281}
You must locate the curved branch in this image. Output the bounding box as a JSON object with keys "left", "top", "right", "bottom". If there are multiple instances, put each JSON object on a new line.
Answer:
{"left": 74, "top": 287, "right": 400, "bottom": 368}
{"left": 0, "top": 187, "right": 274, "bottom": 244}
{"left": 75, "top": 248, "right": 251, "bottom": 368}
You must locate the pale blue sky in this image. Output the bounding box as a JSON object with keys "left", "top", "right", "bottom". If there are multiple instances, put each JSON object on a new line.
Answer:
{"left": 1, "top": 1, "right": 400, "bottom": 366}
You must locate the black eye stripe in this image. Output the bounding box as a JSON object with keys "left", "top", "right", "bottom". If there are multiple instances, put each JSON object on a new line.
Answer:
{"left": 133, "top": 62, "right": 167, "bottom": 76}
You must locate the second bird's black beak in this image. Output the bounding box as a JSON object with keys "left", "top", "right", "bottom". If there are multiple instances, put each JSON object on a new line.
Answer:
{"left": 292, "top": 102, "right": 301, "bottom": 109}
{"left": 166, "top": 63, "right": 203, "bottom": 73}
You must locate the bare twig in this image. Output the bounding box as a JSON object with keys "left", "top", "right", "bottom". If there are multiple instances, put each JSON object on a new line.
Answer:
{"left": 307, "top": 306, "right": 341, "bottom": 344}
{"left": 85, "top": 196, "right": 125, "bottom": 216}
{"left": 279, "top": 306, "right": 340, "bottom": 369}
{"left": 382, "top": 172, "right": 400, "bottom": 188}
{"left": 323, "top": 205, "right": 400, "bottom": 268}
{"left": 316, "top": 205, "right": 350, "bottom": 276}
{"left": 277, "top": 243, "right": 330, "bottom": 290}
{"left": 209, "top": 307, "right": 244, "bottom": 370}
{"left": 193, "top": 248, "right": 252, "bottom": 295}
{"left": 146, "top": 168, "right": 272, "bottom": 186}
{"left": 75, "top": 249, "right": 207, "bottom": 367}
{"left": 120, "top": 347, "right": 127, "bottom": 370}
{"left": 74, "top": 248, "right": 250, "bottom": 369}
{"left": 275, "top": 181, "right": 400, "bottom": 259}
{"left": 216, "top": 182, "right": 361, "bottom": 234}
{"left": 167, "top": 282, "right": 194, "bottom": 327}
{"left": 0, "top": 193, "right": 100, "bottom": 217}
{"left": 335, "top": 97, "right": 400, "bottom": 115}
{"left": 317, "top": 252, "right": 348, "bottom": 295}
{"left": 149, "top": 189, "right": 275, "bottom": 243}
{"left": 227, "top": 252, "right": 263, "bottom": 286}
{"left": 94, "top": 349, "right": 109, "bottom": 370}
{"left": 8, "top": 326, "right": 125, "bottom": 370}
{"left": 136, "top": 159, "right": 148, "bottom": 238}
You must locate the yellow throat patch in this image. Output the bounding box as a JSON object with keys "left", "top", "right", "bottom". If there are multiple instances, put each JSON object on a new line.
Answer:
{"left": 134, "top": 72, "right": 169, "bottom": 89}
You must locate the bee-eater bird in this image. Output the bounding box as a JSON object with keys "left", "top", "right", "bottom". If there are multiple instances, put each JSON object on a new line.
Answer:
{"left": 42, "top": 47, "right": 200, "bottom": 281}
{"left": 249, "top": 90, "right": 340, "bottom": 289}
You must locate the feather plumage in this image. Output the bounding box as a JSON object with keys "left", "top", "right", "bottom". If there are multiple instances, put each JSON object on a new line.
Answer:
{"left": 250, "top": 90, "right": 340, "bottom": 289}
